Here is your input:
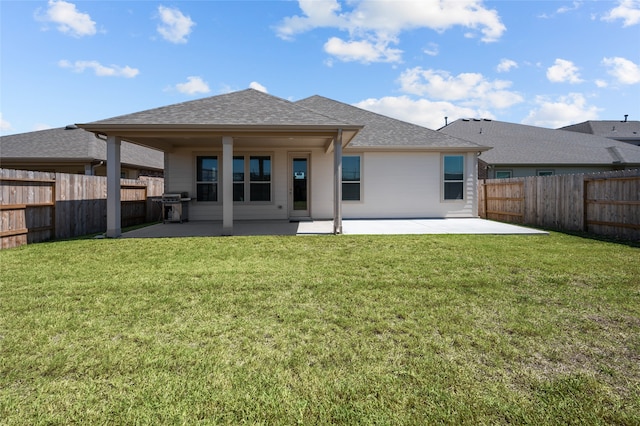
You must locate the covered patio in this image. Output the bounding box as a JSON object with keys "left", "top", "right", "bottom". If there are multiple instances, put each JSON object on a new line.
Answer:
{"left": 78, "top": 90, "right": 363, "bottom": 238}
{"left": 119, "top": 218, "right": 547, "bottom": 238}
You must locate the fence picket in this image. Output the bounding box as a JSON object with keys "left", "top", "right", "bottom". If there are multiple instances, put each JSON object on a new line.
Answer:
{"left": 1, "top": 168, "right": 163, "bottom": 249}
{"left": 480, "top": 169, "right": 640, "bottom": 240}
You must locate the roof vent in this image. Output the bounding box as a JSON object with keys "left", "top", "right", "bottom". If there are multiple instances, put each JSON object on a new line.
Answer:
{"left": 462, "top": 118, "right": 470, "bottom": 122}
{"left": 473, "top": 118, "right": 481, "bottom": 121}
{"left": 65, "top": 124, "right": 78, "bottom": 130}
{"left": 623, "top": 114, "right": 628, "bottom": 122}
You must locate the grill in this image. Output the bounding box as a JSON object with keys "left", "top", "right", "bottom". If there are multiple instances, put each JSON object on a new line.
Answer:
{"left": 161, "top": 192, "right": 190, "bottom": 223}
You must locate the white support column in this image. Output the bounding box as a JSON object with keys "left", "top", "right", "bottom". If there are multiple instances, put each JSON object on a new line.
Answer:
{"left": 222, "top": 136, "right": 234, "bottom": 235}
{"left": 333, "top": 129, "right": 343, "bottom": 234}
{"left": 106, "top": 136, "right": 122, "bottom": 238}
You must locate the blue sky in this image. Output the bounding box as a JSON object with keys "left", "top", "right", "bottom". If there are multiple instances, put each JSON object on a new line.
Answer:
{"left": 1, "top": 0, "right": 639, "bottom": 136}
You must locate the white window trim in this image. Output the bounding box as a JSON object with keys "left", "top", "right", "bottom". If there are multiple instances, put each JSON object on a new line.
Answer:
{"left": 233, "top": 152, "right": 274, "bottom": 204}
{"left": 195, "top": 153, "right": 220, "bottom": 203}
{"left": 442, "top": 154, "right": 465, "bottom": 202}
{"left": 341, "top": 153, "right": 363, "bottom": 202}
{"left": 494, "top": 169, "right": 513, "bottom": 179}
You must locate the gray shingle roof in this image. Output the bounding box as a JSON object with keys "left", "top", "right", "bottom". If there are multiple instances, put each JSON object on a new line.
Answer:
{"left": 440, "top": 119, "right": 640, "bottom": 165}
{"left": 0, "top": 126, "right": 163, "bottom": 170}
{"left": 560, "top": 120, "right": 640, "bottom": 143}
{"left": 88, "top": 89, "right": 358, "bottom": 127}
{"left": 296, "top": 95, "right": 489, "bottom": 150}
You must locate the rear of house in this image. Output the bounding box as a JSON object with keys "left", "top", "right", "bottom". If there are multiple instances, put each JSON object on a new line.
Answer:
{"left": 79, "top": 89, "right": 488, "bottom": 236}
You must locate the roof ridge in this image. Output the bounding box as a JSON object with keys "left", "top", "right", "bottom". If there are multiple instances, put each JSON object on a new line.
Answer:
{"left": 298, "top": 95, "right": 447, "bottom": 132}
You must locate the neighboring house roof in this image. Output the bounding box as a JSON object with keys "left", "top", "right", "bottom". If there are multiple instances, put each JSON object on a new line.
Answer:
{"left": 439, "top": 118, "right": 640, "bottom": 166}
{"left": 0, "top": 125, "right": 164, "bottom": 171}
{"left": 296, "top": 95, "right": 490, "bottom": 151}
{"left": 559, "top": 120, "right": 640, "bottom": 145}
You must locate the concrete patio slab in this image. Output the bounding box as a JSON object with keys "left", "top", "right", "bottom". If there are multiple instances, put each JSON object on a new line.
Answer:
{"left": 120, "top": 218, "right": 546, "bottom": 238}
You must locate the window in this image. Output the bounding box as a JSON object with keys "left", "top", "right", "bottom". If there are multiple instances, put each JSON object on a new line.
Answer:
{"left": 537, "top": 170, "right": 554, "bottom": 176}
{"left": 495, "top": 170, "right": 512, "bottom": 179}
{"left": 230, "top": 155, "right": 271, "bottom": 202}
{"left": 443, "top": 155, "right": 464, "bottom": 200}
{"left": 342, "top": 155, "right": 361, "bottom": 201}
{"left": 196, "top": 156, "right": 218, "bottom": 201}
{"left": 250, "top": 156, "right": 271, "bottom": 201}
{"left": 233, "top": 156, "right": 245, "bottom": 201}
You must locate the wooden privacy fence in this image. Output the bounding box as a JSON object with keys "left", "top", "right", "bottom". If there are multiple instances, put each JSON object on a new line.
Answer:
{"left": 1, "top": 169, "right": 164, "bottom": 249}
{"left": 479, "top": 169, "right": 640, "bottom": 240}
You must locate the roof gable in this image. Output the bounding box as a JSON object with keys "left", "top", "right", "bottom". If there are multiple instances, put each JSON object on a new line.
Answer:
{"left": 88, "top": 89, "right": 357, "bottom": 127}
{"left": 296, "top": 95, "right": 488, "bottom": 150}
{"left": 441, "top": 119, "right": 640, "bottom": 165}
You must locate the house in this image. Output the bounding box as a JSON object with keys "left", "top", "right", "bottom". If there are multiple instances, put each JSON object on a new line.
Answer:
{"left": 559, "top": 118, "right": 640, "bottom": 146}
{"left": 439, "top": 118, "right": 640, "bottom": 179}
{"left": 77, "top": 89, "right": 489, "bottom": 237}
{"left": 0, "top": 125, "right": 164, "bottom": 178}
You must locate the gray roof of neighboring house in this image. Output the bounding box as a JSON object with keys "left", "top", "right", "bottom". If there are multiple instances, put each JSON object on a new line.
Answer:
{"left": 295, "top": 95, "right": 489, "bottom": 150}
{"left": 439, "top": 118, "right": 640, "bottom": 166}
{"left": 88, "top": 89, "right": 358, "bottom": 127}
{"left": 559, "top": 120, "right": 640, "bottom": 142}
{"left": 0, "top": 125, "right": 164, "bottom": 170}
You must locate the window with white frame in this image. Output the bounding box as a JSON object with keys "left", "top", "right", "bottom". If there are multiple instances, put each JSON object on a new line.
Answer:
{"left": 250, "top": 156, "right": 271, "bottom": 201}
{"left": 443, "top": 155, "right": 464, "bottom": 200}
{"left": 231, "top": 155, "right": 272, "bottom": 202}
{"left": 342, "top": 155, "right": 361, "bottom": 201}
{"left": 196, "top": 156, "right": 218, "bottom": 201}
{"left": 495, "top": 170, "right": 512, "bottom": 179}
{"left": 233, "top": 156, "right": 245, "bottom": 201}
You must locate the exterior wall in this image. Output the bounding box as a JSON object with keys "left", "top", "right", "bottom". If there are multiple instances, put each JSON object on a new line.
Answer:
{"left": 166, "top": 147, "right": 336, "bottom": 221}
{"left": 489, "top": 165, "right": 618, "bottom": 179}
{"left": 342, "top": 151, "right": 476, "bottom": 219}
{"left": 165, "top": 147, "right": 479, "bottom": 221}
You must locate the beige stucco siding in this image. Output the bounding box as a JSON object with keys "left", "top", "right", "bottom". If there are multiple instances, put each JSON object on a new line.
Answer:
{"left": 165, "top": 147, "right": 336, "bottom": 221}
{"left": 164, "top": 148, "right": 479, "bottom": 221}
{"left": 342, "top": 151, "right": 477, "bottom": 219}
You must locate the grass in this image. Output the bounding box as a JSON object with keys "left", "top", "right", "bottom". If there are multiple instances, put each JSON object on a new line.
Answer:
{"left": 0, "top": 232, "right": 639, "bottom": 425}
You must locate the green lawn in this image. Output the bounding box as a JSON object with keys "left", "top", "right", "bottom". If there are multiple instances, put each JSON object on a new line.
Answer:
{"left": 1, "top": 233, "right": 638, "bottom": 425}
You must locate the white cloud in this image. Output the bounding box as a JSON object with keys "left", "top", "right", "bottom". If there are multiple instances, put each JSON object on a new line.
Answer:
{"left": 354, "top": 96, "right": 493, "bottom": 129}
{"left": 423, "top": 42, "right": 439, "bottom": 56}
{"left": 557, "top": 1, "right": 582, "bottom": 14}
{"left": 38, "top": 0, "right": 96, "bottom": 37}
{"left": 0, "top": 113, "right": 13, "bottom": 133}
{"left": 595, "top": 79, "right": 608, "bottom": 88}
{"left": 324, "top": 37, "right": 402, "bottom": 63}
{"left": 497, "top": 59, "right": 518, "bottom": 73}
{"left": 249, "top": 81, "right": 268, "bottom": 93}
{"left": 397, "top": 67, "right": 523, "bottom": 109}
{"left": 546, "top": 59, "right": 584, "bottom": 83}
{"left": 602, "top": 0, "right": 640, "bottom": 26}
{"left": 157, "top": 5, "right": 195, "bottom": 44}
{"left": 275, "top": 0, "right": 506, "bottom": 63}
{"left": 58, "top": 60, "right": 139, "bottom": 78}
{"left": 175, "top": 76, "right": 210, "bottom": 95}
{"left": 602, "top": 57, "right": 640, "bottom": 85}
{"left": 522, "top": 93, "right": 601, "bottom": 128}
